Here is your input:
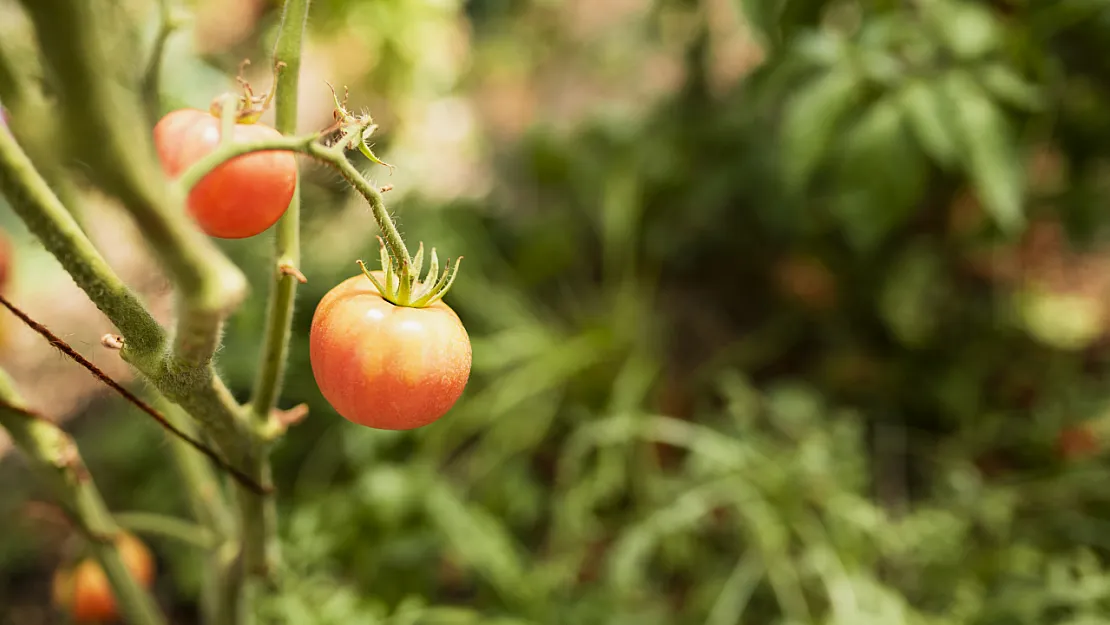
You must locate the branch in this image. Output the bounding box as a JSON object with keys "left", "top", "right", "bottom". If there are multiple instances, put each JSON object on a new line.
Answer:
{"left": 114, "top": 511, "right": 219, "bottom": 549}
{"left": 0, "top": 122, "right": 255, "bottom": 461}
{"left": 0, "top": 370, "right": 167, "bottom": 625}
{"left": 0, "top": 293, "right": 270, "bottom": 495}
{"left": 176, "top": 134, "right": 406, "bottom": 268}
{"left": 142, "top": 0, "right": 182, "bottom": 123}
{"left": 18, "top": 0, "right": 249, "bottom": 373}
{"left": 236, "top": 0, "right": 313, "bottom": 593}
{"left": 0, "top": 127, "right": 167, "bottom": 356}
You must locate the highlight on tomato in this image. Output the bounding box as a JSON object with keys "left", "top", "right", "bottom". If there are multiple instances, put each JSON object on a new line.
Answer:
{"left": 310, "top": 241, "right": 471, "bottom": 430}
{"left": 52, "top": 531, "right": 155, "bottom": 623}
{"left": 153, "top": 106, "right": 297, "bottom": 239}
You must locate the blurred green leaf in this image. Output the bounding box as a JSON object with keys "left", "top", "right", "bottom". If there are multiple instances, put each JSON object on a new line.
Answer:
{"left": 879, "top": 243, "right": 946, "bottom": 347}
{"left": 829, "top": 95, "right": 926, "bottom": 252}
{"left": 898, "top": 79, "right": 960, "bottom": 167}
{"left": 924, "top": 0, "right": 1002, "bottom": 60}
{"left": 944, "top": 71, "right": 1025, "bottom": 232}
{"left": 424, "top": 482, "right": 535, "bottom": 606}
{"left": 976, "top": 63, "right": 1045, "bottom": 111}
{"left": 781, "top": 66, "right": 865, "bottom": 191}
{"left": 739, "top": 0, "right": 785, "bottom": 49}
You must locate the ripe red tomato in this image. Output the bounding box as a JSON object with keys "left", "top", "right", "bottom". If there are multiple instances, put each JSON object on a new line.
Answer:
{"left": 153, "top": 108, "right": 297, "bottom": 239}
{"left": 309, "top": 271, "right": 472, "bottom": 430}
{"left": 53, "top": 532, "right": 155, "bottom": 623}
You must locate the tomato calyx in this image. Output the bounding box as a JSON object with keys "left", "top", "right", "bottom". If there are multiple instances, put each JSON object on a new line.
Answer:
{"left": 357, "top": 237, "right": 462, "bottom": 308}
{"left": 321, "top": 82, "right": 394, "bottom": 171}
{"left": 208, "top": 59, "right": 284, "bottom": 124}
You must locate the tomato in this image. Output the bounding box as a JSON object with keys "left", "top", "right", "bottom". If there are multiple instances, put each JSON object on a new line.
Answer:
{"left": 0, "top": 229, "right": 12, "bottom": 293}
{"left": 1056, "top": 423, "right": 1100, "bottom": 461}
{"left": 153, "top": 108, "right": 297, "bottom": 239}
{"left": 53, "top": 532, "right": 155, "bottom": 623}
{"left": 309, "top": 271, "right": 471, "bottom": 430}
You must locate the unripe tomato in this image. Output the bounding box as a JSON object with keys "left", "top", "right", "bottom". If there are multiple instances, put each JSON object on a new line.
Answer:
{"left": 52, "top": 532, "right": 155, "bottom": 623}
{"left": 152, "top": 108, "right": 297, "bottom": 239}
{"left": 309, "top": 272, "right": 472, "bottom": 430}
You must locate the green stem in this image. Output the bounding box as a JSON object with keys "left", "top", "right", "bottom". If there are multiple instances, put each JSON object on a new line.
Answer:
{"left": 159, "top": 398, "right": 235, "bottom": 625}
{"left": 141, "top": 0, "right": 178, "bottom": 124}
{"left": 0, "top": 74, "right": 262, "bottom": 579}
{"left": 176, "top": 135, "right": 409, "bottom": 267}
{"left": 0, "top": 370, "right": 167, "bottom": 625}
{"left": 114, "top": 511, "right": 219, "bottom": 549}
{"left": 0, "top": 127, "right": 166, "bottom": 355}
{"left": 19, "top": 0, "right": 249, "bottom": 372}
{"left": 241, "top": 0, "right": 312, "bottom": 594}
{"left": 250, "top": 0, "right": 310, "bottom": 425}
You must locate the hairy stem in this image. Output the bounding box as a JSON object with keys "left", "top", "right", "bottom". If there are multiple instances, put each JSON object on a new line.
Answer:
{"left": 0, "top": 128, "right": 166, "bottom": 355}
{"left": 18, "top": 0, "right": 248, "bottom": 370}
{"left": 0, "top": 371, "right": 167, "bottom": 625}
{"left": 177, "top": 135, "right": 406, "bottom": 267}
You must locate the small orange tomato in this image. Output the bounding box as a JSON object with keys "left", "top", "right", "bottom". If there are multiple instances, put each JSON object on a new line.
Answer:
{"left": 0, "top": 229, "right": 12, "bottom": 292}
{"left": 53, "top": 532, "right": 155, "bottom": 623}
{"left": 153, "top": 108, "right": 297, "bottom": 239}
{"left": 1057, "top": 423, "right": 1100, "bottom": 461}
{"left": 309, "top": 271, "right": 472, "bottom": 430}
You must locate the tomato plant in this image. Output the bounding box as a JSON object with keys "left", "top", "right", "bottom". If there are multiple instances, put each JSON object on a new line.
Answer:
{"left": 309, "top": 269, "right": 471, "bottom": 430}
{"left": 52, "top": 532, "right": 155, "bottom": 623}
{"left": 153, "top": 108, "right": 297, "bottom": 239}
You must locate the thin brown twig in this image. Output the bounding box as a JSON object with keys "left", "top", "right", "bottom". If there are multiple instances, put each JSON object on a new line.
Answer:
{"left": 0, "top": 294, "right": 272, "bottom": 495}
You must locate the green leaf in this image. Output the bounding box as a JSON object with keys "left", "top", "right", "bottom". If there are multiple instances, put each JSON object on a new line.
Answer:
{"left": 943, "top": 71, "right": 1025, "bottom": 232}
{"left": 976, "top": 63, "right": 1045, "bottom": 111}
{"left": 924, "top": 0, "right": 1002, "bottom": 60}
{"left": 738, "top": 0, "right": 785, "bottom": 49}
{"left": 424, "top": 483, "right": 534, "bottom": 605}
{"left": 829, "top": 95, "right": 926, "bottom": 252}
{"left": 879, "top": 243, "right": 946, "bottom": 347}
{"left": 898, "top": 79, "right": 960, "bottom": 167}
{"left": 781, "top": 67, "right": 865, "bottom": 191}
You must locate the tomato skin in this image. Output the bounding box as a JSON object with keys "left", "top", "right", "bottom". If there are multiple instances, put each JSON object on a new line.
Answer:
{"left": 53, "top": 532, "right": 155, "bottom": 623}
{"left": 309, "top": 272, "right": 472, "bottom": 430}
{"left": 0, "top": 229, "right": 12, "bottom": 292}
{"left": 153, "top": 108, "right": 297, "bottom": 239}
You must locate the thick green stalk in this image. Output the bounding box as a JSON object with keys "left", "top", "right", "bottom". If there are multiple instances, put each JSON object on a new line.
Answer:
{"left": 159, "top": 397, "right": 236, "bottom": 625}
{"left": 251, "top": 0, "right": 311, "bottom": 424}
{"left": 18, "top": 0, "right": 248, "bottom": 372}
{"left": 0, "top": 370, "right": 167, "bottom": 625}
{"left": 0, "top": 127, "right": 253, "bottom": 466}
{"left": 0, "top": 128, "right": 166, "bottom": 355}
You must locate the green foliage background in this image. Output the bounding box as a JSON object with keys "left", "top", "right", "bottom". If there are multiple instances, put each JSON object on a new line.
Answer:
{"left": 6, "top": 0, "right": 1110, "bottom": 623}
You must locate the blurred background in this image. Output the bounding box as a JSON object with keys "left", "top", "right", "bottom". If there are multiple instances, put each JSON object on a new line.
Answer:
{"left": 4, "top": 0, "right": 1110, "bottom": 623}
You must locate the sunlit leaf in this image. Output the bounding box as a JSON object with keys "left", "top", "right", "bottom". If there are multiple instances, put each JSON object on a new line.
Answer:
{"left": 923, "top": 0, "right": 1002, "bottom": 60}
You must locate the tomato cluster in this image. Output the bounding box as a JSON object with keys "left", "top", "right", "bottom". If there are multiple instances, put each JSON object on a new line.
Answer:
{"left": 52, "top": 532, "right": 155, "bottom": 623}
{"left": 152, "top": 85, "right": 471, "bottom": 431}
